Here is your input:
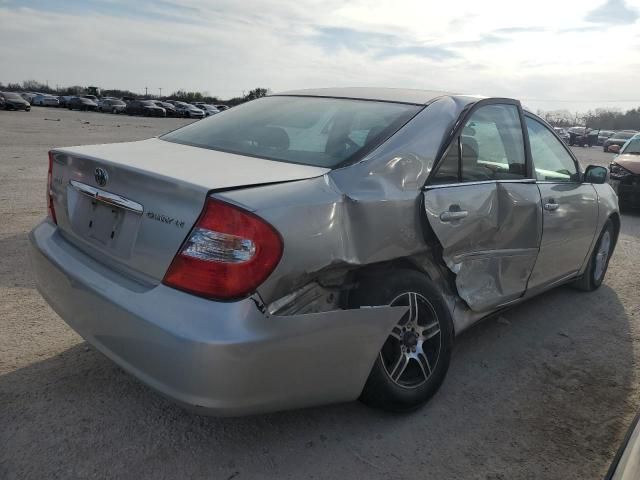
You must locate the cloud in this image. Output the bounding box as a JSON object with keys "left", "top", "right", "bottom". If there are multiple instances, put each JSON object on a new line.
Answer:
{"left": 312, "top": 26, "right": 457, "bottom": 61}
{"left": 494, "top": 26, "right": 548, "bottom": 34}
{"left": 585, "top": 0, "right": 639, "bottom": 25}
{"left": 0, "top": 0, "right": 639, "bottom": 113}
{"left": 376, "top": 45, "right": 457, "bottom": 61}
{"left": 447, "top": 33, "right": 508, "bottom": 48}
{"left": 311, "top": 26, "right": 396, "bottom": 52}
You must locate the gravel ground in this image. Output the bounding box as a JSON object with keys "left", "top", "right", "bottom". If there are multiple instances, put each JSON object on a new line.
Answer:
{"left": 1, "top": 107, "right": 639, "bottom": 480}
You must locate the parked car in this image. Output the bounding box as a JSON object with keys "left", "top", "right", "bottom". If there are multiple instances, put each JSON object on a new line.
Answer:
{"left": 82, "top": 95, "right": 99, "bottom": 103}
{"left": 214, "top": 104, "right": 229, "bottom": 111}
{"left": 152, "top": 101, "right": 178, "bottom": 117}
{"left": 57, "top": 96, "right": 73, "bottom": 108}
{"left": 125, "top": 100, "right": 166, "bottom": 117}
{"left": 553, "top": 127, "right": 570, "bottom": 144}
{"left": 174, "top": 101, "right": 205, "bottom": 118}
{"left": 609, "top": 134, "right": 640, "bottom": 208}
{"left": 198, "top": 104, "right": 220, "bottom": 116}
{"left": 98, "top": 98, "right": 126, "bottom": 114}
{"left": 0, "top": 91, "right": 31, "bottom": 111}
{"left": 597, "top": 130, "right": 616, "bottom": 145}
{"left": 32, "top": 94, "right": 60, "bottom": 107}
{"left": 67, "top": 96, "right": 98, "bottom": 111}
{"left": 20, "top": 92, "right": 37, "bottom": 103}
{"left": 604, "top": 131, "right": 638, "bottom": 152}
{"left": 31, "top": 88, "right": 618, "bottom": 416}
{"left": 605, "top": 411, "right": 640, "bottom": 480}
{"left": 568, "top": 126, "right": 598, "bottom": 146}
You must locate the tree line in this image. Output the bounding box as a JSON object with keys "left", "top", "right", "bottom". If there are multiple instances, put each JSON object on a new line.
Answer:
{"left": 537, "top": 106, "right": 640, "bottom": 131}
{"left": 0, "top": 80, "right": 268, "bottom": 106}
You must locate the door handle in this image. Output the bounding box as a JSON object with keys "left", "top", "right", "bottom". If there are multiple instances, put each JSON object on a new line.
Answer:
{"left": 544, "top": 199, "right": 559, "bottom": 211}
{"left": 440, "top": 206, "right": 468, "bottom": 222}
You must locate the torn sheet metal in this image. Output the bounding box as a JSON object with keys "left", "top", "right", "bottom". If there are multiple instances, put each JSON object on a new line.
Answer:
{"left": 423, "top": 182, "right": 542, "bottom": 312}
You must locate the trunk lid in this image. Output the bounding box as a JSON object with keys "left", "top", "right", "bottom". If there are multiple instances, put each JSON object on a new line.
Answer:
{"left": 49, "top": 138, "right": 328, "bottom": 282}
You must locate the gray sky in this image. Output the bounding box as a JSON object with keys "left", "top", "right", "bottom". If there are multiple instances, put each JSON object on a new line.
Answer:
{"left": 1, "top": 0, "right": 639, "bottom": 112}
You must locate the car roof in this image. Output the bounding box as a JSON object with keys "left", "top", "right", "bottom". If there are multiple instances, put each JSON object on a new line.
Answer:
{"left": 273, "top": 87, "right": 459, "bottom": 105}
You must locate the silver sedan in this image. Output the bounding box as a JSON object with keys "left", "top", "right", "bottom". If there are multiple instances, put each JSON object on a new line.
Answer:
{"left": 30, "top": 88, "right": 619, "bottom": 416}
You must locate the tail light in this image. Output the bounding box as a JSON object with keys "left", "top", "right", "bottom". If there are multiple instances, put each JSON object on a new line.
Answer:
{"left": 163, "top": 198, "right": 283, "bottom": 300}
{"left": 47, "top": 151, "right": 57, "bottom": 224}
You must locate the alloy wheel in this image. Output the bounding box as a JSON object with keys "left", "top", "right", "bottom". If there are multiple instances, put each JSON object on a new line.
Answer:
{"left": 381, "top": 292, "right": 442, "bottom": 388}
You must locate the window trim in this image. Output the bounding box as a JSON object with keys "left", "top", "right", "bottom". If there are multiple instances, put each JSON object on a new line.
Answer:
{"left": 523, "top": 113, "right": 583, "bottom": 184}
{"left": 425, "top": 98, "right": 533, "bottom": 188}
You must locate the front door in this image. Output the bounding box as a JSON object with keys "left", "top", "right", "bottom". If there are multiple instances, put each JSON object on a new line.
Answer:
{"left": 423, "top": 102, "right": 543, "bottom": 312}
{"left": 524, "top": 116, "right": 599, "bottom": 292}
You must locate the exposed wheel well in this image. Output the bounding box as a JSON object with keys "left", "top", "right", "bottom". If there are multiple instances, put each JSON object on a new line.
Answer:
{"left": 340, "top": 255, "right": 457, "bottom": 309}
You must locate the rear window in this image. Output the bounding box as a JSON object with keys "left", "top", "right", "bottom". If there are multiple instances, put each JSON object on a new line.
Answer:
{"left": 160, "top": 96, "right": 421, "bottom": 168}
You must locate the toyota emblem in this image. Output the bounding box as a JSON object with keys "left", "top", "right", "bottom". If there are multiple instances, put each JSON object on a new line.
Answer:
{"left": 94, "top": 167, "right": 109, "bottom": 187}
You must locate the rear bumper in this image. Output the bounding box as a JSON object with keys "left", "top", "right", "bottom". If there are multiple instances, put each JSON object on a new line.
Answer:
{"left": 29, "top": 220, "right": 402, "bottom": 415}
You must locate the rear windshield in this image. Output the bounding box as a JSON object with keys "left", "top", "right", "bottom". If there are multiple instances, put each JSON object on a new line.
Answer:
{"left": 160, "top": 96, "right": 421, "bottom": 168}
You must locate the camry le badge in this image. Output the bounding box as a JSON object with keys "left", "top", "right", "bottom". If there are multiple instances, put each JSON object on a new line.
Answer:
{"left": 94, "top": 167, "right": 109, "bottom": 187}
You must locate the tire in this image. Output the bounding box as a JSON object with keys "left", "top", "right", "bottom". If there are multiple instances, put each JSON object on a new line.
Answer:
{"left": 112, "top": 108, "right": 117, "bottom": 114}
{"left": 349, "top": 269, "right": 454, "bottom": 412}
{"left": 573, "top": 219, "right": 615, "bottom": 291}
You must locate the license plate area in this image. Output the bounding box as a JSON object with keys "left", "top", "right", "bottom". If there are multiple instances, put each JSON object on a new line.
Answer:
{"left": 86, "top": 201, "right": 123, "bottom": 246}
{"left": 66, "top": 181, "right": 143, "bottom": 258}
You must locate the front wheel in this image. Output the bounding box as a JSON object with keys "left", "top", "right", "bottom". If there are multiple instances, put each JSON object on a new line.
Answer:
{"left": 573, "top": 220, "right": 615, "bottom": 291}
{"left": 350, "top": 269, "right": 454, "bottom": 412}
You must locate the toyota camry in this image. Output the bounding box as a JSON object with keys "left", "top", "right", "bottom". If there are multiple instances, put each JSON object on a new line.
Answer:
{"left": 30, "top": 87, "right": 619, "bottom": 415}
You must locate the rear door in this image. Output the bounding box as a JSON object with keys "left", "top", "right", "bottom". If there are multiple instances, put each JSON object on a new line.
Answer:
{"left": 423, "top": 100, "right": 543, "bottom": 312}
{"left": 524, "top": 116, "right": 599, "bottom": 293}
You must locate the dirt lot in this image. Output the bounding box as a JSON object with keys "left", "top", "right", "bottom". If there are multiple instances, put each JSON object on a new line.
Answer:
{"left": 1, "top": 107, "right": 639, "bottom": 480}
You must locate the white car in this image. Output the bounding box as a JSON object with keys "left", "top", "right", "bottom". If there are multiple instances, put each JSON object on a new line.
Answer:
{"left": 197, "top": 104, "right": 220, "bottom": 116}
{"left": 174, "top": 102, "right": 205, "bottom": 118}
{"left": 32, "top": 94, "right": 60, "bottom": 107}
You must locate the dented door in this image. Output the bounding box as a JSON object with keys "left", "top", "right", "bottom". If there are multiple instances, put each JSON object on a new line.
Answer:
{"left": 423, "top": 181, "right": 543, "bottom": 312}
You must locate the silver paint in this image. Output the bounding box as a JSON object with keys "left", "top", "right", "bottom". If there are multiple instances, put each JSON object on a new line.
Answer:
{"left": 31, "top": 88, "right": 620, "bottom": 415}
{"left": 30, "top": 220, "right": 407, "bottom": 416}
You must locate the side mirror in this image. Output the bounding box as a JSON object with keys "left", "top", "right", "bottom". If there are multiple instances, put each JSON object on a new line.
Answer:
{"left": 608, "top": 144, "right": 621, "bottom": 153}
{"left": 584, "top": 165, "right": 608, "bottom": 184}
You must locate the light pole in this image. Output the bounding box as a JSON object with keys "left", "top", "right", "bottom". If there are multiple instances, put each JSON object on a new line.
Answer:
{"left": 145, "top": 86, "right": 148, "bottom": 97}
{"left": 159, "top": 87, "right": 162, "bottom": 98}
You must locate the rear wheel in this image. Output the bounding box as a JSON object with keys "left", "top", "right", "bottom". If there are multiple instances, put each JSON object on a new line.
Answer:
{"left": 573, "top": 220, "right": 615, "bottom": 291}
{"left": 350, "top": 269, "right": 454, "bottom": 412}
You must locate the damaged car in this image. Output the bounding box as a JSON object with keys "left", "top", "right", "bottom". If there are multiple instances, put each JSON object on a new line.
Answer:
{"left": 30, "top": 87, "right": 619, "bottom": 416}
{"left": 609, "top": 133, "right": 640, "bottom": 208}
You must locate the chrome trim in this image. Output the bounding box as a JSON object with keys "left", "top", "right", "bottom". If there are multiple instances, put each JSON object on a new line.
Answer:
{"left": 69, "top": 180, "right": 144, "bottom": 215}
{"left": 536, "top": 181, "right": 581, "bottom": 185}
{"left": 424, "top": 178, "right": 536, "bottom": 190}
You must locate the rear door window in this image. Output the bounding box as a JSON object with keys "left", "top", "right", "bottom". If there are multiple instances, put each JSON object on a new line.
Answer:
{"left": 431, "top": 103, "right": 527, "bottom": 184}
